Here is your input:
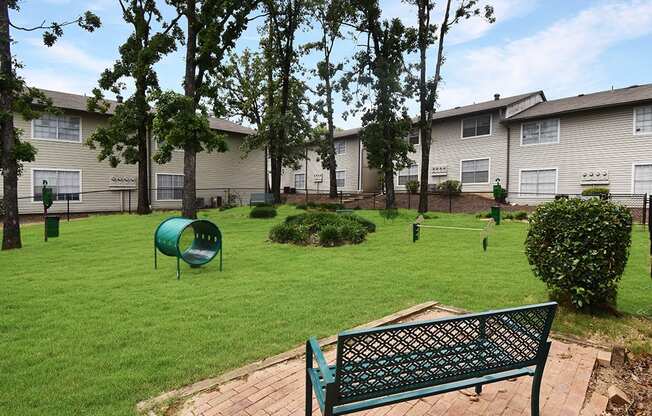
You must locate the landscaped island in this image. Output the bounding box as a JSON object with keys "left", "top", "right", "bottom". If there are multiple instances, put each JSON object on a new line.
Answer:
{"left": 269, "top": 211, "right": 376, "bottom": 246}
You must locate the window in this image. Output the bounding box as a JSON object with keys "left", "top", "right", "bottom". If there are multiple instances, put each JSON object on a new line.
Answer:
{"left": 521, "top": 119, "right": 559, "bottom": 145}
{"left": 398, "top": 162, "right": 418, "bottom": 185}
{"left": 461, "top": 158, "right": 489, "bottom": 184}
{"left": 520, "top": 169, "right": 557, "bottom": 196}
{"left": 334, "top": 140, "right": 346, "bottom": 155}
{"left": 157, "top": 174, "right": 184, "bottom": 200}
{"left": 33, "top": 169, "right": 81, "bottom": 202}
{"left": 406, "top": 129, "right": 419, "bottom": 145}
{"left": 294, "top": 173, "right": 305, "bottom": 189}
{"left": 634, "top": 106, "right": 652, "bottom": 135}
{"left": 336, "top": 170, "right": 345, "bottom": 188}
{"left": 461, "top": 114, "right": 491, "bottom": 138}
{"left": 32, "top": 114, "right": 81, "bottom": 142}
{"left": 633, "top": 164, "right": 652, "bottom": 194}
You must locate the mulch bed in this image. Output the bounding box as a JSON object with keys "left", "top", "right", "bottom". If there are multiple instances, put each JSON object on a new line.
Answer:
{"left": 591, "top": 353, "right": 652, "bottom": 415}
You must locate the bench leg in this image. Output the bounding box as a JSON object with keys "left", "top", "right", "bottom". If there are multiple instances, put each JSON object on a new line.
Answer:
{"left": 305, "top": 342, "right": 312, "bottom": 416}
{"left": 531, "top": 341, "right": 552, "bottom": 416}
{"left": 475, "top": 384, "right": 482, "bottom": 395}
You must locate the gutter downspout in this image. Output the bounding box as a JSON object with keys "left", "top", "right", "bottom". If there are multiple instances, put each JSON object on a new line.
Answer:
{"left": 357, "top": 136, "right": 362, "bottom": 192}
{"left": 506, "top": 125, "right": 511, "bottom": 194}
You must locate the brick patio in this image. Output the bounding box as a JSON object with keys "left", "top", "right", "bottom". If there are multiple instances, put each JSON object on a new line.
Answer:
{"left": 168, "top": 308, "right": 603, "bottom": 416}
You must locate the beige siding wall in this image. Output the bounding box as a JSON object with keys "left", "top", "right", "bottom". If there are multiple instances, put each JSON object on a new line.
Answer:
{"left": 11, "top": 110, "right": 138, "bottom": 215}
{"left": 151, "top": 136, "right": 265, "bottom": 208}
{"left": 7, "top": 110, "right": 264, "bottom": 214}
{"left": 281, "top": 136, "right": 365, "bottom": 192}
{"left": 507, "top": 105, "right": 652, "bottom": 204}
{"left": 399, "top": 109, "right": 508, "bottom": 193}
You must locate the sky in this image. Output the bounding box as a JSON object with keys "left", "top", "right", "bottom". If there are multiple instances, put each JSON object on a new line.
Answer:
{"left": 9, "top": 0, "right": 652, "bottom": 129}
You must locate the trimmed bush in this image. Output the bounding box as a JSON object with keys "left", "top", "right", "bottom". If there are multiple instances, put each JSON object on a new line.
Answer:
{"left": 581, "top": 187, "right": 610, "bottom": 198}
{"left": 269, "top": 223, "right": 309, "bottom": 244}
{"left": 405, "top": 180, "right": 420, "bottom": 194}
{"left": 525, "top": 198, "right": 632, "bottom": 310}
{"left": 250, "top": 206, "right": 277, "bottom": 218}
{"left": 270, "top": 211, "right": 375, "bottom": 246}
{"left": 512, "top": 211, "right": 528, "bottom": 220}
{"left": 437, "top": 180, "right": 462, "bottom": 195}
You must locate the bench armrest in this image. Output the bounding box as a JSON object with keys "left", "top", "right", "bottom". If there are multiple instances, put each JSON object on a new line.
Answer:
{"left": 308, "top": 337, "right": 334, "bottom": 384}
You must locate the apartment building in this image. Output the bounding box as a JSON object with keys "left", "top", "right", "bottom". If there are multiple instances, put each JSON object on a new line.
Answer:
{"left": 281, "top": 84, "right": 652, "bottom": 204}
{"left": 2, "top": 89, "right": 265, "bottom": 214}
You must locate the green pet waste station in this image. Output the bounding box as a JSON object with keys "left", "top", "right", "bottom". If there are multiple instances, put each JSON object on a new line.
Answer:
{"left": 154, "top": 217, "right": 223, "bottom": 279}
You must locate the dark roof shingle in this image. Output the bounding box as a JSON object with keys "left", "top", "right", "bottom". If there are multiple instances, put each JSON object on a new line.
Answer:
{"left": 506, "top": 84, "right": 652, "bottom": 121}
{"left": 38, "top": 88, "right": 255, "bottom": 135}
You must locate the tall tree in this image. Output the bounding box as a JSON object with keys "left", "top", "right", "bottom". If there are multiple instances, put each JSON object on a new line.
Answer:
{"left": 265, "top": 0, "right": 314, "bottom": 203}
{"left": 0, "top": 1, "right": 100, "bottom": 250}
{"left": 218, "top": 49, "right": 269, "bottom": 191}
{"left": 87, "top": 0, "right": 182, "bottom": 215}
{"left": 166, "top": 0, "right": 255, "bottom": 218}
{"left": 345, "top": 1, "right": 417, "bottom": 209}
{"left": 304, "top": 0, "right": 353, "bottom": 198}
{"left": 410, "top": 0, "right": 494, "bottom": 212}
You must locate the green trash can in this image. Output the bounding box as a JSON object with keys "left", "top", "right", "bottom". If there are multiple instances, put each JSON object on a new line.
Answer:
{"left": 45, "top": 216, "right": 60, "bottom": 238}
{"left": 490, "top": 206, "right": 501, "bottom": 225}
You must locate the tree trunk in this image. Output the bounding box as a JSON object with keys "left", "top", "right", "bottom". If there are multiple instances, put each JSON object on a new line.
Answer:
{"left": 384, "top": 167, "right": 395, "bottom": 209}
{"left": 323, "top": 43, "right": 337, "bottom": 198}
{"left": 182, "top": 0, "right": 197, "bottom": 218}
{"left": 0, "top": 1, "right": 21, "bottom": 250}
{"left": 135, "top": 77, "right": 151, "bottom": 214}
{"left": 417, "top": 0, "right": 430, "bottom": 213}
{"left": 136, "top": 129, "right": 151, "bottom": 215}
{"left": 270, "top": 154, "right": 281, "bottom": 203}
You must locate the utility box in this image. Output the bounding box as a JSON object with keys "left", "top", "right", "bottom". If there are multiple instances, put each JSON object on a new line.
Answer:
{"left": 45, "top": 216, "right": 60, "bottom": 238}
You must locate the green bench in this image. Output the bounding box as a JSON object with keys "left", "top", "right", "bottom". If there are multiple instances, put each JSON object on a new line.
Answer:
{"left": 306, "top": 302, "right": 557, "bottom": 416}
{"left": 249, "top": 192, "right": 274, "bottom": 206}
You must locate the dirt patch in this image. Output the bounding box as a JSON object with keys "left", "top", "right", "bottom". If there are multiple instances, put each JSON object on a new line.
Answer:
{"left": 587, "top": 353, "right": 652, "bottom": 416}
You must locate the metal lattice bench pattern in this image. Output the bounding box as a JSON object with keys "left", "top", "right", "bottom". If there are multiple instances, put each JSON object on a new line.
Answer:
{"left": 306, "top": 302, "right": 557, "bottom": 416}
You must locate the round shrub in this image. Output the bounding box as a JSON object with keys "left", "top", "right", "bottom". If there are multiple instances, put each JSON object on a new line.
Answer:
{"left": 437, "top": 180, "right": 462, "bottom": 195}
{"left": 525, "top": 198, "right": 632, "bottom": 310}
{"left": 405, "top": 180, "right": 419, "bottom": 194}
{"left": 269, "top": 211, "right": 375, "bottom": 246}
{"left": 250, "top": 206, "right": 277, "bottom": 218}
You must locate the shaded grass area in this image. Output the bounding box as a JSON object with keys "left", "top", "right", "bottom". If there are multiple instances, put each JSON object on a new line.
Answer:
{"left": 1, "top": 206, "right": 650, "bottom": 415}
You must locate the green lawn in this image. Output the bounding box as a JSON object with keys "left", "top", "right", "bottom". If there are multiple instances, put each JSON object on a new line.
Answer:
{"left": 1, "top": 207, "right": 650, "bottom": 415}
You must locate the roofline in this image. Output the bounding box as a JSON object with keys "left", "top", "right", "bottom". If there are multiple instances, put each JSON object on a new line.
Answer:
{"left": 503, "top": 97, "right": 652, "bottom": 123}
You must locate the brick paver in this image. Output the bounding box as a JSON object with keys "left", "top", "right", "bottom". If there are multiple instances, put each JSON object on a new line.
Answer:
{"left": 174, "top": 310, "right": 600, "bottom": 416}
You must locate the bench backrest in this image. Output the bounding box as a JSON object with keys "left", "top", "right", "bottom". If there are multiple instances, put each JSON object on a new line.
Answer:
{"left": 334, "top": 302, "right": 556, "bottom": 404}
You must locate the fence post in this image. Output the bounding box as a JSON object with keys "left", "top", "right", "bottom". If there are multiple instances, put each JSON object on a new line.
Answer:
{"left": 448, "top": 192, "right": 452, "bottom": 213}
{"left": 373, "top": 193, "right": 376, "bottom": 209}
{"left": 227, "top": 188, "right": 231, "bottom": 205}
{"left": 340, "top": 190, "right": 343, "bottom": 205}
{"left": 643, "top": 193, "right": 647, "bottom": 226}
{"left": 67, "top": 194, "right": 70, "bottom": 222}
{"left": 408, "top": 192, "right": 411, "bottom": 210}
{"left": 128, "top": 189, "right": 132, "bottom": 214}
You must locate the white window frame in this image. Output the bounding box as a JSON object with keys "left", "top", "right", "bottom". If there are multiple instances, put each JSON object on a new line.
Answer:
{"left": 334, "top": 139, "right": 346, "bottom": 155}
{"left": 518, "top": 168, "right": 558, "bottom": 198}
{"left": 336, "top": 169, "right": 346, "bottom": 188}
{"left": 397, "top": 161, "right": 419, "bottom": 186}
{"left": 460, "top": 113, "right": 492, "bottom": 139}
{"left": 294, "top": 173, "right": 306, "bottom": 189}
{"left": 520, "top": 118, "right": 560, "bottom": 146}
{"left": 459, "top": 157, "right": 490, "bottom": 185}
{"left": 631, "top": 162, "right": 652, "bottom": 194}
{"left": 31, "top": 115, "right": 83, "bottom": 143}
{"left": 633, "top": 105, "right": 652, "bottom": 136}
{"left": 406, "top": 129, "right": 420, "bottom": 146}
{"left": 155, "top": 173, "right": 184, "bottom": 201}
{"left": 30, "top": 168, "right": 83, "bottom": 203}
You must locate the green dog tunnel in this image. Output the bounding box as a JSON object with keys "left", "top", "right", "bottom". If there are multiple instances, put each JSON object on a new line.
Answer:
{"left": 154, "top": 217, "right": 223, "bottom": 279}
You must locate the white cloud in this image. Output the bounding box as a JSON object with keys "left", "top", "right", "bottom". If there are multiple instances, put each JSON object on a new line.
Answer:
{"left": 25, "top": 38, "right": 111, "bottom": 74}
{"left": 436, "top": 0, "right": 652, "bottom": 109}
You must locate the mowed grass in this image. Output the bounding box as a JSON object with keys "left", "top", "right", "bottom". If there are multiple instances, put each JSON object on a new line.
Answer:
{"left": 1, "top": 207, "right": 650, "bottom": 415}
